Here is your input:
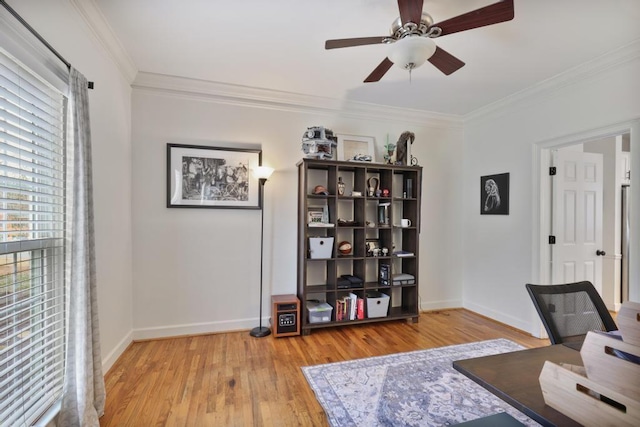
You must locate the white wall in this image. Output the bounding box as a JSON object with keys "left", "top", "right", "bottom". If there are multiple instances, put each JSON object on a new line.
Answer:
{"left": 462, "top": 46, "right": 640, "bottom": 335}
{"left": 129, "top": 46, "right": 640, "bottom": 342}
{"left": 130, "top": 77, "right": 465, "bottom": 338}
{"left": 14, "top": 0, "right": 134, "bottom": 370}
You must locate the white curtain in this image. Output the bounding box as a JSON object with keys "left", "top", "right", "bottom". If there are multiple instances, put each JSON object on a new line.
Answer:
{"left": 58, "top": 68, "right": 106, "bottom": 426}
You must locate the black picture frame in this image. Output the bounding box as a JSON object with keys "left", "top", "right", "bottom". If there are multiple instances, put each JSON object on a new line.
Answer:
{"left": 167, "top": 143, "right": 262, "bottom": 209}
{"left": 481, "top": 173, "right": 509, "bottom": 215}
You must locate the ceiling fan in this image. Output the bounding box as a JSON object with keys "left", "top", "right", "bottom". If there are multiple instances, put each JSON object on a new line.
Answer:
{"left": 325, "top": 0, "right": 514, "bottom": 82}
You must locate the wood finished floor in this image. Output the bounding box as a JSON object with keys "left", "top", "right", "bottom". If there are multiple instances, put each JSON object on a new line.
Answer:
{"left": 100, "top": 309, "right": 548, "bottom": 426}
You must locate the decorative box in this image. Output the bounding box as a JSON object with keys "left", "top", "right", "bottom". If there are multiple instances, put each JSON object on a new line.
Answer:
{"left": 392, "top": 273, "right": 415, "bottom": 286}
{"left": 539, "top": 301, "right": 640, "bottom": 427}
{"left": 309, "top": 237, "right": 334, "bottom": 259}
{"left": 379, "top": 264, "right": 390, "bottom": 286}
{"left": 366, "top": 291, "right": 390, "bottom": 318}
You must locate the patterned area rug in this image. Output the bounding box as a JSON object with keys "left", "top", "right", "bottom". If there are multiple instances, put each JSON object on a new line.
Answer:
{"left": 302, "top": 339, "right": 540, "bottom": 426}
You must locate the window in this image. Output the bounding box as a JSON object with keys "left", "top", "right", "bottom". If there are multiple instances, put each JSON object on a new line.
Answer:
{"left": 0, "top": 48, "right": 67, "bottom": 426}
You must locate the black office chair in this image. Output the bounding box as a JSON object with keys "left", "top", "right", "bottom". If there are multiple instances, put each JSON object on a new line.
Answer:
{"left": 526, "top": 281, "right": 617, "bottom": 346}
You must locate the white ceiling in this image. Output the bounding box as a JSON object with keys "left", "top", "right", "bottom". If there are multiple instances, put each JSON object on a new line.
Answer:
{"left": 93, "top": 0, "right": 640, "bottom": 116}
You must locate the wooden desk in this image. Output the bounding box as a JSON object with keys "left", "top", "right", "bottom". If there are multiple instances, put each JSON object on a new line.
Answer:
{"left": 453, "top": 345, "right": 582, "bottom": 427}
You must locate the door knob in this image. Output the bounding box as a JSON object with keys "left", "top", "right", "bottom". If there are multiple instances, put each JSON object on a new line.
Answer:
{"left": 596, "top": 250, "right": 606, "bottom": 256}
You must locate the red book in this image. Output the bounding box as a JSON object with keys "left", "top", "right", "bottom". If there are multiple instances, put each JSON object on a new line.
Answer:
{"left": 357, "top": 298, "right": 364, "bottom": 320}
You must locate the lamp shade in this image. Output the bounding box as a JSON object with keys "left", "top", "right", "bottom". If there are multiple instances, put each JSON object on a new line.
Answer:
{"left": 254, "top": 166, "right": 274, "bottom": 180}
{"left": 388, "top": 36, "right": 437, "bottom": 70}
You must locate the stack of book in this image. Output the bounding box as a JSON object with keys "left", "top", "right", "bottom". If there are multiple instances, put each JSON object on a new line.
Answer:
{"left": 393, "top": 250, "right": 414, "bottom": 257}
{"left": 335, "top": 292, "right": 364, "bottom": 321}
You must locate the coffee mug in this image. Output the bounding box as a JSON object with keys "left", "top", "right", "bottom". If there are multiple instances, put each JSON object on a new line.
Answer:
{"left": 401, "top": 219, "right": 412, "bottom": 227}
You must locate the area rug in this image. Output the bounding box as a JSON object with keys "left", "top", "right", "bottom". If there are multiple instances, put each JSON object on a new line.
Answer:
{"left": 302, "top": 339, "right": 540, "bottom": 427}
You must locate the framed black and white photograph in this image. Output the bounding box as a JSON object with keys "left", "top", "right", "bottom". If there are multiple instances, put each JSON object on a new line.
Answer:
{"left": 480, "top": 173, "right": 509, "bottom": 215}
{"left": 167, "top": 143, "right": 262, "bottom": 209}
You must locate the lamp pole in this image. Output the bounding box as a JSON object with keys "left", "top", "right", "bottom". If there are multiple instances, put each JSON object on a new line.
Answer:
{"left": 250, "top": 167, "right": 273, "bottom": 337}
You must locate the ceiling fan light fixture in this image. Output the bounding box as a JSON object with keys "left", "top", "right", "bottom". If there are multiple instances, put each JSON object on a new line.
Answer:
{"left": 388, "top": 36, "right": 436, "bottom": 70}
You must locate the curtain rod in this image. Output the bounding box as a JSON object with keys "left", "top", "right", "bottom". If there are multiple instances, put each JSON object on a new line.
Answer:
{"left": 0, "top": 0, "right": 94, "bottom": 89}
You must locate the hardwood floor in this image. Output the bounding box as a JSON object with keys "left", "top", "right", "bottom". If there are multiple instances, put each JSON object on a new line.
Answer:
{"left": 100, "top": 309, "right": 548, "bottom": 426}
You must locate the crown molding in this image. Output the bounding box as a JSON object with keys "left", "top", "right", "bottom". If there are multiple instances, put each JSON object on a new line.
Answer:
{"left": 132, "top": 71, "right": 463, "bottom": 129}
{"left": 69, "top": 0, "right": 137, "bottom": 83}
{"left": 464, "top": 39, "right": 640, "bottom": 124}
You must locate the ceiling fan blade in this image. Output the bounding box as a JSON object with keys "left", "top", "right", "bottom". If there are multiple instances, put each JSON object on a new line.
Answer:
{"left": 397, "top": 0, "right": 424, "bottom": 25}
{"left": 364, "top": 58, "right": 394, "bottom": 83}
{"left": 431, "top": 0, "right": 514, "bottom": 37}
{"left": 325, "top": 37, "right": 387, "bottom": 49}
{"left": 428, "top": 46, "right": 465, "bottom": 75}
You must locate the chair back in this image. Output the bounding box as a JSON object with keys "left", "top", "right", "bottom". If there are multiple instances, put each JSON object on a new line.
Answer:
{"left": 526, "top": 281, "right": 617, "bottom": 345}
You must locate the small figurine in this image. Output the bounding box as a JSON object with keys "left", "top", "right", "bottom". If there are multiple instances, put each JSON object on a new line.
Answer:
{"left": 337, "top": 177, "right": 345, "bottom": 196}
{"left": 383, "top": 142, "right": 396, "bottom": 164}
{"left": 367, "top": 177, "right": 379, "bottom": 197}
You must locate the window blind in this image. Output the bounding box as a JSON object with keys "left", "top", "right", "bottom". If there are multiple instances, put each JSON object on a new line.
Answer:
{"left": 0, "top": 47, "right": 66, "bottom": 426}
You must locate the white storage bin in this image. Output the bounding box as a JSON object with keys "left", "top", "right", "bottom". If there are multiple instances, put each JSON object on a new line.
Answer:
{"left": 366, "top": 292, "right": 390, "bottom": 318}
{"left": 309, "top": 237, "right": 334, "bottom": 259}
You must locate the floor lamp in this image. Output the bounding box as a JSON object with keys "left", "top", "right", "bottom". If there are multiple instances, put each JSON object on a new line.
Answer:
{"left": 250, "top": 166, "right": 274, "bottom": 338}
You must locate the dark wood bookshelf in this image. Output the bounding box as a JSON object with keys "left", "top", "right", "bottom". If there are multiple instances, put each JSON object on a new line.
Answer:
{"left": 297, "top": 158, "right": 422, "bottom": 334}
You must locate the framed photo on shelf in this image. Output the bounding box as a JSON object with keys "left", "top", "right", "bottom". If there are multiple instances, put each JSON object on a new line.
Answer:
{"left": 167, "top": 143, "right": 262, "bottom": 209}
{"left": 366, "top": 238, "right": 380, "bottom": 257}
{"left": 480, "top": 172, "right": 509, "bottom": 215}
{"left": 307, "top": 206, "right": 325, "bottom": 224}
{"left": 337, "top": 134, "right": 376, "bottom": 162}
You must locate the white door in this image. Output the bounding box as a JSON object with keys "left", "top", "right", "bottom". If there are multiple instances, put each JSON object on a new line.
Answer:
{"left": 551, "top": 149, "right": 604, "bottom": 292}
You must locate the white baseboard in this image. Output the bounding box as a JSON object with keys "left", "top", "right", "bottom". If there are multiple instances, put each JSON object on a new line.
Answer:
{"left": 102, "top": 330, "right": 133, "bottom": 373}
{"left": 100, "top": 318, "right": 260, "bottom": 376}
{"left": 463, "top": 301, "right": 531, "bottom": 335}
{"left": 130, "top": 301, "right": 462, "bottom": 341}
{"left": 419, "top": 297, "right": 462, "bottom": 311}
{"left": 132, "top": 317, "right": 261, "bottom": 341}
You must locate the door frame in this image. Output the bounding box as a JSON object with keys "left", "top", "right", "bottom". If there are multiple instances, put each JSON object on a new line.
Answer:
{"left": 532, "top": 119, "right": 640, "bottom": 337}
